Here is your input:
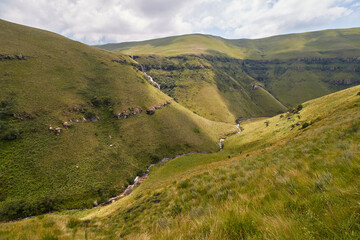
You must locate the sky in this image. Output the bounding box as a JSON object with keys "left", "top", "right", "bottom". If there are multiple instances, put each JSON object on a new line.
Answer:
{"left": 0, "top": 0, "right": 360, "bottom": 45}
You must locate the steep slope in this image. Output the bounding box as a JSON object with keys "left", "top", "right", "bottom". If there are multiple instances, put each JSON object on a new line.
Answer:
{"left": 135, "top": 55, "right": 287, "bottom": 123}
{"left": 1, "top": 85, "right": 359, "bottom": 239}
{"left": 0, "top": 19, "right": 236, "bottom": 220}
{"left": 97, "top": 28, "right": 360, "bottom": 121}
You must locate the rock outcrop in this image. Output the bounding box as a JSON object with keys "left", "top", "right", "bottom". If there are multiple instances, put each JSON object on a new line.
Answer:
{"left": 146, "top": 106, "right": 156, "bottom": 115}
{"left": 62, "top": 122, "right": 71, "bottom": 128}
{"left": 49, "top": 126, "right": 62, "bottom": 135}
{"left": 0, "top": 54, "right": 26, "bottom": 61}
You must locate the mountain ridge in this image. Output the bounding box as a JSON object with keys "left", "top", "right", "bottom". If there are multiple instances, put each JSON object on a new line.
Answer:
{"left": 97, "top": 27, "right": 360, "bottom": 59}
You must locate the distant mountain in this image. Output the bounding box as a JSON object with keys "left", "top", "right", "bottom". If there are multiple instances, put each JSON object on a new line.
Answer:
{"left": 97, "top": 29, "right": 360, "bottom": 122}
{"left": 97, "top": 28, "right": 360, "bottom": 59}
{"left": 0, "top": 19, "right": 235, "bottom": 220}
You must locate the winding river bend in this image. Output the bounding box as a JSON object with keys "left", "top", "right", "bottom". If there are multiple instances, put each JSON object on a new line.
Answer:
{"left": 99, "top": 123, "right": 242, "bottom": 207}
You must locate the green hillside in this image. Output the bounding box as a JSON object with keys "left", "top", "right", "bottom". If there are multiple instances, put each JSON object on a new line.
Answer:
{"left": 98, "top": 28, "right": 360, "bottom": 59}
{"left": 0, "top": 19, "right": 236, "bottom": 220}
{"left": 1, "top": 84, "right": 359, "bottom": 239}
{"left": 134, "top": 55, "right": 287, "bottom": 123}
{"left": 97, "top": 28, "right": 360, "bottom": 122}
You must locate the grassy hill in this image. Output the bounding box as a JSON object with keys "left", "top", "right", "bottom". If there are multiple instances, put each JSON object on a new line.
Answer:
{"left": 0, "top": 19, "right": 237, "bottom": 220}
{"left": 98, "top": 28, "right": 360, "bottom": 59}
{"left": 97, "top": 28, "right": 360, "bottom": 122}
{"left": 134, "top": 55, "right": 287, "bottom": 123}
{"left": 1, "top": 83, "right": 359, "bottom": 239}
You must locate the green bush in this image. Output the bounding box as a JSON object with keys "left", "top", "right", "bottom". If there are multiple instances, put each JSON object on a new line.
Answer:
{"left": 2, "top": 128, "right": 21, "bottom": 140}
{"left": 67, "top": 218, "right": 82, "bottom": 229}
{"left": 0, "top": 197, "right": 57, "bottom": 221}
{"left": 84, "top": 111, "right": 96, "bottom": 120}
{"left": 302, "top": 122, "right": 310, "bottom": 129}
{"left": 264, "top": 120, "right": 270, "bottom": 127}
{"left": 178, "top": 179, "right": 191, "bottom": 189}
{"left": 170, "top": 203, "right": 182, "bottom": 217}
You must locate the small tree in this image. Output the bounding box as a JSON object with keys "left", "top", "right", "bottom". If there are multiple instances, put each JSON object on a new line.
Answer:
{"left": 264, "top": 120, "right": 270, "bottom": 127}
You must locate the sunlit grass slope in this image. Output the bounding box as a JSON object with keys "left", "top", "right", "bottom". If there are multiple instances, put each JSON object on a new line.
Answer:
{"left": 98, "top": 34, "right": 246, "bottom": 58}
{"left": 0, "top": 19, "right": 236, "bottom": 220}
{"left": 98, "top": 28, "right": 360, "bottom": 59}
{"left": 2, "top": 85, "right": 358, "bottom": 239}
{"left": 98, "top": 28, "right": 360, "bottom": 122}
{"left": 134, "top": 55, "right": 287, "bottom": 123}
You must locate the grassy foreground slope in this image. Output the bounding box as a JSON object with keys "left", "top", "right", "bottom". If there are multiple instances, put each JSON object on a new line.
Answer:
{"left": 1, "top": 85, "right": 358, "bottom": 239}
{"left": 98, "top": 28, "right": 360, "bottom": 122}
{"left": 0, "top": 19, "right": 236, "bottom": 220}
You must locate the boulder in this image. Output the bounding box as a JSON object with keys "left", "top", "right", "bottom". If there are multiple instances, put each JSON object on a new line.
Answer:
{"left": 146, "top": 106, "right": 156, "bottom": 115}
{"left": 251, "top": 84, "right": 264, "bottom": 90}
{"left": 13, "top": 112, "right": 34, "bottom": 121}
{"left": 91, "top": 115, "right": 100, "bottom": 122}
{"left": 154, "top": 105, "right": 162, "bottom": 109}
{"left": 116, "top": 110, "right": 131, "bottom": 119}
{"left": 16, "top": 54, "right": 25, "bottom": 60}
{"left": 5, "top": 55, "right": 15, "bottom": 60}
{"left": 63, "top": 121, "right": 71, "bottom": 128}
{"left": 55, "top": 127, "right": 62, "bottom": 135}
{"left": 295, "top": 121, "right": 302, "bottom": 126}
{"left": 124, "top": 188, "right": 132, "bottom": 195}
{"left": 133, "top": 107, "right": 142, "bottom": 115}
{"left": 93, "top": 200, "right": 98, "bottom": 207}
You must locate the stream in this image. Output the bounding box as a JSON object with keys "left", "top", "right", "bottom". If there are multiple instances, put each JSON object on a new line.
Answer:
{"left": 140, "top": 64, "right": 161, "bottom": 90}
{"left": 218, "top": 123, "right": 241, "bottom": 150}
{"left": 100, "top": 123, "right": 243, "bottom": 207}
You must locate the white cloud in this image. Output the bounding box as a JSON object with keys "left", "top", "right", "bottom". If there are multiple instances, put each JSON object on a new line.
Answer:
{"left": 0, "top": 0, "right": 357, "bottom": 44}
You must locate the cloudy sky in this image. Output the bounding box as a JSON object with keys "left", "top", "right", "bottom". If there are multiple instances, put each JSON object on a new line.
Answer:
{"left": 1, "top": 0, "right": 359, "bottom": 45}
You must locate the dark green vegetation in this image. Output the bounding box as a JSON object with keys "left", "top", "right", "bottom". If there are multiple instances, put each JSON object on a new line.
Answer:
{"left": 98, "top": 29, "right": 360, "bottom": 122}
{"left": 0, "top": 19, "right": 236, "bottom": 221}
{"left": 1, "top": 83, "right": 359, "bottom": 240}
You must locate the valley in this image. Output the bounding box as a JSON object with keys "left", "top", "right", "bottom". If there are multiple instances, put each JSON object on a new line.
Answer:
{"left": 0, "top": 18, "right": 359, "bottom": 240}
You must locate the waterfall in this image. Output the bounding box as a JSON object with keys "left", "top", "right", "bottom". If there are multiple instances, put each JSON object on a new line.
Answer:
{"left": 140, "top": 64, "right": 161, "bottom": 90}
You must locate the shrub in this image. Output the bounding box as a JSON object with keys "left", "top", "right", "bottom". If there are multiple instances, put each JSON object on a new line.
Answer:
{"left": 90, "top": 96, "right": 102, "bottom": 107}
{"left": 2, "top": 128, "right": 21, "bottom": 140}
{"left": 84, "top": 111, "right": 96, "bottom": 119}
{"left": 289, "top": 104, "right": 304, "bottom": 114}
{"left": 178, "top": 179, "right": 191, "bottom": 189}
{"left": 170, "top": 203, "right": 182, "bottom": 217}
{"left": 302, "top": 122, "right": 310, "bottom": 129}
{"left": 67, "top": 218, "right": 82, "bottom": 228}
{"left": 193, "top": 127, "right": 200, "bottom": 134}
{"left": 264, "top": 120, "right": 270, "bottom": 127}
